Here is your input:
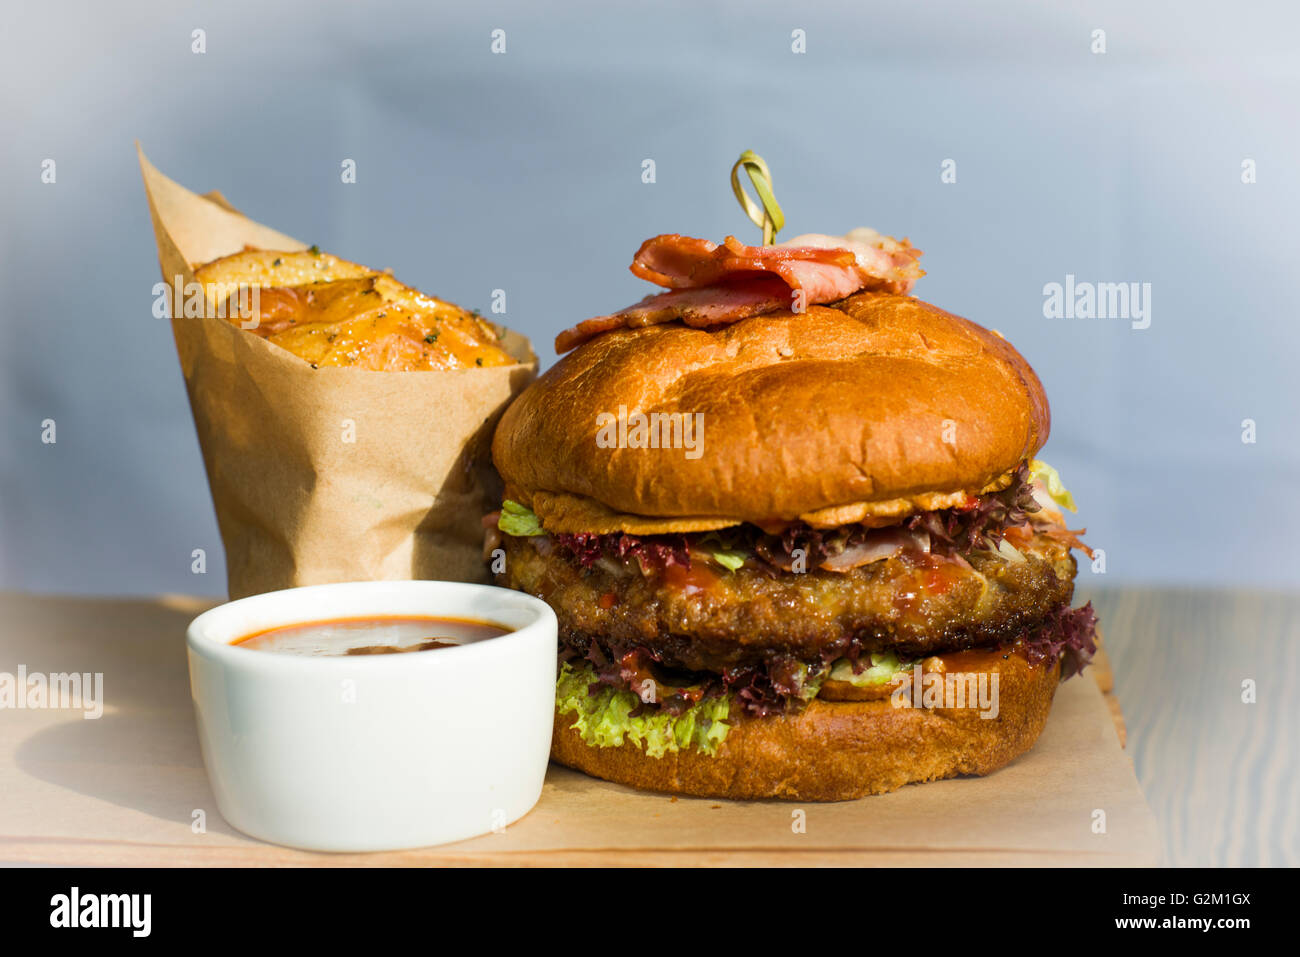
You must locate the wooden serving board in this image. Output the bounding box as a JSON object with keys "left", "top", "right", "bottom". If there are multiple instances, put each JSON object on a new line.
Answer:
{"left": 0, "top": 593, "right": 1156, "bottom": 866}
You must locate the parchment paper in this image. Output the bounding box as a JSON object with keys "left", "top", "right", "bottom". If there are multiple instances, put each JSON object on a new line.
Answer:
{"left": 0, "top": 594, "right": 1159, "bottom": 866}
{"left": 138, "top": 148, "right": 536, "bottom": 599}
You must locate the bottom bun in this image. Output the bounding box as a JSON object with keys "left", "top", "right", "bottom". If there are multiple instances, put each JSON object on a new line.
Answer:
{"left": 550, "top": 650, "right": 1061, "bottom": 801}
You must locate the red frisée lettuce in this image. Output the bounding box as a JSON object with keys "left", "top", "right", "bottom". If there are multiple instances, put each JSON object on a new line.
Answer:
{"left": 550, "top": 531, "right": 692, "bottom": 572}
{"left": 1023, "top": 601, "right": 1099, "bottom": 680}
{"left": 905, "top": 463, "right": 1040, "bottom": 558}
{"left": 495, "top": 461, "right": 1087, "bottom": 575}
{"left": 560, "top": 599, "right": 1098, "bottom": 719}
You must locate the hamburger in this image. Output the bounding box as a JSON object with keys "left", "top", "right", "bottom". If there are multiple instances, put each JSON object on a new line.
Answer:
{"left": 487, "top": 229, "right": 1097, "bottom": 801}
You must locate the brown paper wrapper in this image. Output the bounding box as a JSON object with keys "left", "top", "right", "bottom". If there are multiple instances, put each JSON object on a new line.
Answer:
{"left": 138, "top": 146, "right": 537, "bottom": 599}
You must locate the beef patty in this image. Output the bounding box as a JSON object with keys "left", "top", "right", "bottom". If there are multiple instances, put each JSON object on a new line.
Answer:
{"left": 496, "top": 530, "right": 1076, "bottom": 673}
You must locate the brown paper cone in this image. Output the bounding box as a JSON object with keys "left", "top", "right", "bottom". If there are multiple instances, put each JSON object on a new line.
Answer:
{"left": 138, "top": 146, "right": 537, "bottom": 599}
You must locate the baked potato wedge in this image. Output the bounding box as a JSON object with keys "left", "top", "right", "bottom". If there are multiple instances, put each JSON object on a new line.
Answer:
{"left": 194, "top": 248, "right": 515, "bottom": 371}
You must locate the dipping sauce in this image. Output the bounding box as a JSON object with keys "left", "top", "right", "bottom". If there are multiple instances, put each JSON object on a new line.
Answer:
{"left": 232, "top": 616, "right": 509, "bottom": 656}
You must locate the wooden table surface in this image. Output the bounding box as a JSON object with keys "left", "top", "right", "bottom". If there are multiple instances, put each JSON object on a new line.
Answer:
{"left": 1, "top": 585, "right": 1291, "bottom": 866}
{"left": 1077, "top": 583, "right": 1298, "bottom": 866}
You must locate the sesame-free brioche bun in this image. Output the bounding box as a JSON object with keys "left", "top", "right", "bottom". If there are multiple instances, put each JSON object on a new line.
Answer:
{"left": 493, "top": 292, "right": 1050, "bottom": 533}
{"left": 550, "top": 649, "right": 1060, "bottom": 801}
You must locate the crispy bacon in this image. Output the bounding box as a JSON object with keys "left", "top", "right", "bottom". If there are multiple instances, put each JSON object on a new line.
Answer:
{"left": 630, "top": 233, "right": 921, "bottom": 295}
{"left": 553, "top": 278, "right": 790, "bottom": 353}
{"left": 1041, "top": 526, "right": 1095, "bottom": 560}
{"left": 785, "top": 229, "right": 924, "bottom": 292}
{"left": 555, "top": 230, "right": 925, "bottom": 353}
{"left": 630, "top": 234, "right": 858, "bottom": 289}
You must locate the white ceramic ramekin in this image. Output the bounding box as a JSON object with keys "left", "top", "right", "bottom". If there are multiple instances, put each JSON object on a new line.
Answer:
{"left": 186, "top": 580, "right": 557, "bottom": 852}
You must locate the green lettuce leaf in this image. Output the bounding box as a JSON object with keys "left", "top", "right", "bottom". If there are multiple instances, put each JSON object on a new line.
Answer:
{"left": 556, "top": 663, "right": 732, "bottom": 758}
{"left": 710, "top": 549, "right": 747, "bottom": 571}
{"left": 1028, "top": 459, "right": 1077, "bottom": 513}
{"left": 498, "top": 499, "right": 544, "bottom": 537}
{"left": 828, "top": 651, "right": 911, "bottom": 686}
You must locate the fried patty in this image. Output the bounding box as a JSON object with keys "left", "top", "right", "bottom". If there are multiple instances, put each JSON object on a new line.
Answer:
{"left": 497, "top": 532, "right": 1077, "bottom": 673}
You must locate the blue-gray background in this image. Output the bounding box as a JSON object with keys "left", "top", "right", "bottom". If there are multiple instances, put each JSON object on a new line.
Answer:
{"left": 2, "top": 0, "right": 1297, "bottom": 597}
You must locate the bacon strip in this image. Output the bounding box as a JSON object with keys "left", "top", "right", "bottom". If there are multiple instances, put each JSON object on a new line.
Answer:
{"left": 1042, "top": 526, "right": 1095, "bottom": 560}
{"left": 556, "top": 229, "right": 924, "bottom": 353}
{"left": 554, "top": 277, "right": 790, "bottom": 353}
{"left": 630, "top": 235, "right": 857, "bottom": 289}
